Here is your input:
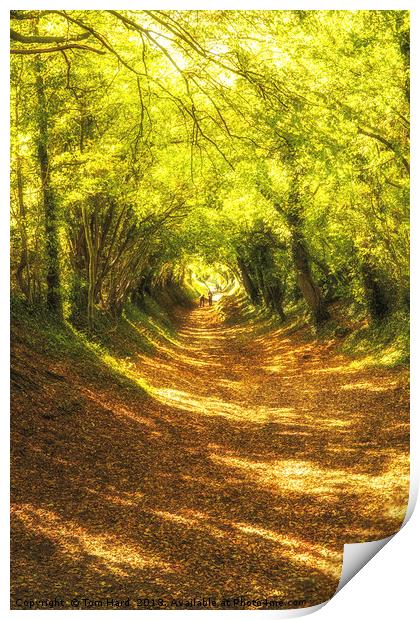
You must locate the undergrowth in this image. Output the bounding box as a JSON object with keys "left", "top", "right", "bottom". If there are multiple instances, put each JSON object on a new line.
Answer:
{"left": 10, "top": 289, "right": 187, "bottom": 398}
{"left": 340, "top": 310, "right": 409, "bottom": 369}
{"left": 214, "top": 293, "right": 409, "bottom": 369}
{"left": 11, "top": 284, "right": 409, "bottom": 399}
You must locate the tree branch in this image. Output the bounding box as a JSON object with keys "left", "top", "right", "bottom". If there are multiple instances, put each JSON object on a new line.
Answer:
{"left": 11, "top": 43, "right": 106, "bottom": 55}
{"left": 10, "top": 28, "right": 90, "bottom": 44}
{"left": 358, "top": 127, "right": 410, "bottom": 175}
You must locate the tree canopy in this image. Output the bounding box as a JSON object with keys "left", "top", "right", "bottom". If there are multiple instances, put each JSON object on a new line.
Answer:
{"left": 10, "top": 10, "right": 409, "bottom": 329}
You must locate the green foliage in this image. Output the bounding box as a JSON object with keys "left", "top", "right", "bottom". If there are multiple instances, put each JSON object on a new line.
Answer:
{"left": 10, "top": 10, "right": 409, "bottom": 354}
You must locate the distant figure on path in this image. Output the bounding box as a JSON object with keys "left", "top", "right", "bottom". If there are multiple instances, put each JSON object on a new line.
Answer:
{"left": 199, "top": 294, "right": 206, "bottom": 308}
{"left": 208, "top": 290, "right": 213, "bottom": 307}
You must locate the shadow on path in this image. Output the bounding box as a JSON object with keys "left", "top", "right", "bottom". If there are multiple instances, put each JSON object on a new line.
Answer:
{"left": 11, "top": 302, "right": 409, "bottom": 608}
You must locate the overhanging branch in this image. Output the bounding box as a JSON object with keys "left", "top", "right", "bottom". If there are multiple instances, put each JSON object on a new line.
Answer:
{"left": 10, "top": 28, "right": 90, "bottom": 44}
{"left": 11, "top": 43, "right": 106, "bottom": 55}
{"left": 358, "top": 127, "right": 410, "bottom": 175}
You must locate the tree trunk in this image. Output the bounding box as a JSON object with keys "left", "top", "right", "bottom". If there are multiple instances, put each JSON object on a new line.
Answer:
{"left": 82, "top": 205, "right": 96, "bottom": 331}
{"left": 267, "top": 282, "right": 286, "bottom": 321}
{"left": 35, "top": 55, "right": 63, "bottom": 318}
{"left": 257, "top": 263, "right": 286, "bottom": 321}
{"left": 13, "top": 84, "right": 33, "bottom": 302}
{"left": 15, "top": 154, "right": 33, "bottom": 302}
{"left": 290, "top": 228, "right": 330, "bottom": 324}
{"left": 237, "top": 256, "right": 260, "bottom": 304}
{"left": 360, "top": 257, "right": 390, "bottom": 321}
{"left": 285, "top": 183, "right": 330, "bottom": 325}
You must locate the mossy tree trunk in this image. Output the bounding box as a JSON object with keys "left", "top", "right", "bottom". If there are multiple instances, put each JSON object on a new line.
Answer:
{"left": 360, "top": 255, "right": 391, "bottom": 321}
{"left": 35, "top": 55, "right": 63, "bottom": 318}
{"left": 237, "top": 256, "right": 260, "bottom": 304}
{"left": 285, "top": 180, "right": 330, "bottom": 325}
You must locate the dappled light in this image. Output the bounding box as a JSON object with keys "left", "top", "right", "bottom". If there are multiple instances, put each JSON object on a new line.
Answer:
{"left": 13, "top": 504, "right": 172, "bottom": 577}
{"left": 231, "top": 524, "right": 342, "bottom": 580}
{"left": 11, "top": 290, "right": 408, "bottom": 608}
{"left": 210, "top": 453, "right": 408, "bottom": 519}
{"left": 10, "top": 7, "right": 409, "bottom": 611}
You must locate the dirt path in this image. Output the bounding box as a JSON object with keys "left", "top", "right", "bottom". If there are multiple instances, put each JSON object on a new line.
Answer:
{"left": 11, "top": 301, "right": 409, "bottom": 609}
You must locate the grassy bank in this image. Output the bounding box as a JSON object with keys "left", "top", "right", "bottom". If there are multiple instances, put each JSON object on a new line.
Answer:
{"left": 11, "top": 286, "right": 193, "bottom": 400}
{"left": 213, "top": 292, "right": 409, "bottom": 370}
